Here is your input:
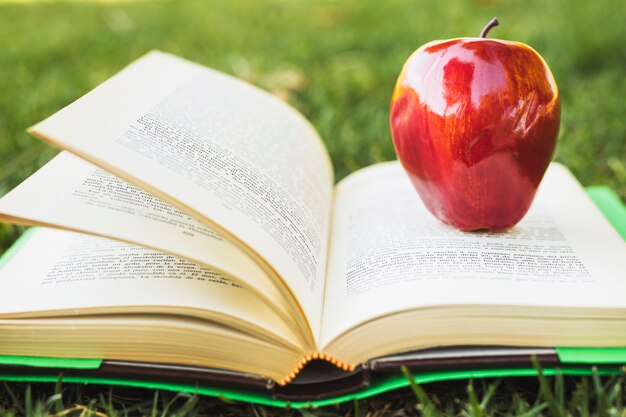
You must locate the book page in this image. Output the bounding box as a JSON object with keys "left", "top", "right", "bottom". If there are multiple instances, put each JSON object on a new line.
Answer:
{"left": 29, "top": 51, "right": 334, "bottom": 342}
{"left": 0, "top": 151, "right": 299, "bottom": 329}
{"left": 0, "top": 228, "right": 304, "bottom": 351}
{"left": 320, "top": 161, "right": 626, "bottom": 348}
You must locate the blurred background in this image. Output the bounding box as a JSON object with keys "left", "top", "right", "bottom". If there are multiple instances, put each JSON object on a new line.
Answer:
{"left": 0, "top": 0, "right": 625, "bottom": 251}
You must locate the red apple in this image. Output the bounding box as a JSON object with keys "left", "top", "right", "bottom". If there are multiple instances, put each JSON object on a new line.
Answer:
{"left": 390, "top": 18, "right": 560, "bottom": 231}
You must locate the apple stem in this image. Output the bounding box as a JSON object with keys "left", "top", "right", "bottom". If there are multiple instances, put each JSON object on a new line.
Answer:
{"left": 480, "top": 17, "right": 499, "bottom": 38}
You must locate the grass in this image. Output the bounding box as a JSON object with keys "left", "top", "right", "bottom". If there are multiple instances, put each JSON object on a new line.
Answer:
{"left": 1, "top": 364, "right": 625, "bottom": 416}
{"left": 0, "top": 0, "right": 624, "bottom": 415}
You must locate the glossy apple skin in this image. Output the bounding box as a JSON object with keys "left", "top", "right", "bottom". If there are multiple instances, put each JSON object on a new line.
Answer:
{"left": 390, "top": 38, "right": 560, "bottom": 230}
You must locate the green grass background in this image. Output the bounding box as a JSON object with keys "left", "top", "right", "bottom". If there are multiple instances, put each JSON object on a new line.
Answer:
{"left": 0, "top": 0, "right": 624, "bottom": 415}
{"left": 0, "top": 0, "right": 625, "bottom": 249}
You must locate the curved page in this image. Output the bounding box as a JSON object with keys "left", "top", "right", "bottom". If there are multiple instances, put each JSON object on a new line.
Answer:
{"left": 0, "top": 151, "right": 301, "bottom": 336}
{"left": 320, "top": 161, "right": 626, "bottom": 349}
{"left": 29, "top": 51, "right": 334, "bottom": 343}
{"left": 0, "top": 228, "right": 302, "bottom": 351}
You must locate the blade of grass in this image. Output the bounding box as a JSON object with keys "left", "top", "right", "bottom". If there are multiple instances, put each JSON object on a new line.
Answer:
{"left": 151, "top": 390, "right": 159, "bottom": 417}
{"left": 480, "top": 379, "right": 500, "bottom": 410}
{"left": 3, "top": 382, "right": 25, "bottom": 415}
{"left": 98, "top": 388, "right": 119, "bottom": 417}
{"left": 555, "top": 369, "right": 564, "bottom": 412}
{"left": 160, "top": 392, "right": 183, "bottom": 417}
{"left": 616, "top": 374, "right": 623, "bottom": 410}
{"left": 170, "top": 392, "right": 198, "bottom": 417}
{"left": 52, "top": 373, "right": 64, "bottom": 414}
{"left": 400, "top": 366, "right": 442, "bottom": 417}
{"left": 592, "top": 366, "right": 609, "bottom": 417}
{"left": 467, "top": 380, "right": 481, "bottom": 417}
{"left": 572, "top": 378, "right": 590, "bottom": 417}
{"left": 531, "top": 355, "right": 564, "bottom": 417}
{"left": 24, "top": 385, "right": 32, "bottom": 417}
{"left": 516, "top": 402, "right": 549, "bottom": 417}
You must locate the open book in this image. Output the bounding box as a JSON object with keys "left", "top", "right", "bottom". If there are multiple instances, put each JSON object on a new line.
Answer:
{"left": 0, "top": 51, "right": 625, "bottom": 388}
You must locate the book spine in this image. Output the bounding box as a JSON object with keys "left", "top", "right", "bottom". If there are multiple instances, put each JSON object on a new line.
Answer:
{"left": 278, "top": 353, "right": 355, "bottom": 386}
